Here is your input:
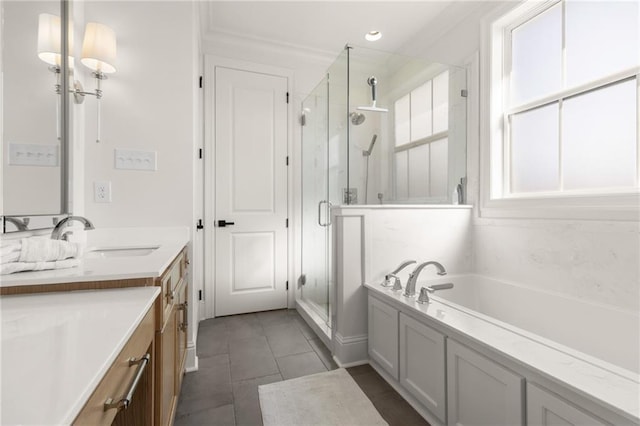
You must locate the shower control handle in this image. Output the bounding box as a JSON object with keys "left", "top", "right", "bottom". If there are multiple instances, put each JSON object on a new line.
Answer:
{"left": 217, "top": 220, "right": 235, "bottom": 227}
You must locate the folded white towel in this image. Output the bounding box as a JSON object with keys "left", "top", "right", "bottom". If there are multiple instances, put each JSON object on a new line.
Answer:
{"left": 19, "top": 237, "right": 82, "bottom": 263}
{"left": 0, "top": 241, "right": 21, "bottom": 263}
{"left": 0, "top": 258, "right": 81, "bottom": 275}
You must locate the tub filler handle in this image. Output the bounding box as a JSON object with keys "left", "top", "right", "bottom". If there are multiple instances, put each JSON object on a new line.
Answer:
{"left": 417, "top": 283, "right": 454, "bottom": 304}
{"left": 382, "top": 260, "right": 416, "bottom": 288}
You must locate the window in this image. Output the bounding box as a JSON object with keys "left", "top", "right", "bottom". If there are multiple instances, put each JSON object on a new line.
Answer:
{"left": 483, "top": 0, "right": 640, "bottom": 219}
{"left": 394, "top": 71, "right": 449, "bottom": 200}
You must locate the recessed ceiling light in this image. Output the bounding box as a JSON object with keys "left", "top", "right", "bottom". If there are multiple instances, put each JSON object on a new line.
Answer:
{"left": 365, "top": 31, "right": 382, "bottom": 42}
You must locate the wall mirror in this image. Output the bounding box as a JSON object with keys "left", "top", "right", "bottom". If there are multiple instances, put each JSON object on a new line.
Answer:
{"left": 1, "top": 0, "right": 70, "bottom": 233}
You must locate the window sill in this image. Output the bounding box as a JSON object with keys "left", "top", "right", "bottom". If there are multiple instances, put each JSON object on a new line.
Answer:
{"left": 480, "top": 193, "right": 640, "bottom": 221}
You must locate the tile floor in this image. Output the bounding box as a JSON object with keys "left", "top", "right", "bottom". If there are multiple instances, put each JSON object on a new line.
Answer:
{"left": 175, "top": 309, "right": 428, "bottom": 426}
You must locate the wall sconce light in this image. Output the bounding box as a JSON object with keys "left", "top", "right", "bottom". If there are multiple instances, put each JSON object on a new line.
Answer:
{"left": 37, "top": 15, "right": 117, "bottom": 143}
{"left": 79, "top": 22, "right": 117, "bottom": 143}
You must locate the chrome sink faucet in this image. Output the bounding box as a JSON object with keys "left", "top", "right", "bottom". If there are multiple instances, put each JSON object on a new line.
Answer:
{"left": 51, "top": 216, "right": 95, "bottom": 240}
{"left": 404, "top": 261, "right": 447, "bottom": 298}
{"left": 382, "top": 260, "right": 416, "bottom": 289}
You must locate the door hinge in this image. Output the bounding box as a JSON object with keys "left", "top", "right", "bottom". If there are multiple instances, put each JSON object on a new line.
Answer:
{"left": 285, "top": 218, "right": 289, "bottom": 228}
{"left": 198, "top": 148, "right": 203, "bottom": 159}
{"left": 286, "top": 92, "right": 289, "bottom": 104}
{"left": 196, "top": 219, "right": 204, "bottom": 230}
{"left": 286, "top": 156, "right": 289, "bottom": 166}
{"left": 286, "top": 281, "right": 289, "bottom": 291}
{"left": 198, "top": 290, "right": 203, "bottom": 301}
{"left": 461, "top": 89, "right": 468, "bottom": 98}
{"left": 199, "top": 76, "right": 203, "bottom": 89}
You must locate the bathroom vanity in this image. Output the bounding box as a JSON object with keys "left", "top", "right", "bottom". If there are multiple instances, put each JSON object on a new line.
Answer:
{"left": 0, "top": 228, "right": 190, "bottom": 426}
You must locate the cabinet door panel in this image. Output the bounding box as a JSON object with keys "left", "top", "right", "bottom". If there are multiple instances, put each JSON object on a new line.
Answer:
{"left": 368, "top": 295, "right": 399, "bottom": 379}
{"left": 176, "top": 282, "right": 188, "bottom": 393}
{"left": 159, "top": 312, "right": 177, "bottom": 426}
{"left": 447, "top": 339, "right": 523, "bottom": 426}
{"left": 527, "top": 383, "right": 610, "bottom": 426}
{"left": 399, "top": 313, "right": 446, "bottom": 423}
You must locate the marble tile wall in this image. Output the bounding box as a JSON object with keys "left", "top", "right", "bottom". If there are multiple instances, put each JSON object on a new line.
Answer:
{"left": 473, "top": 219, "right": 640, "bottom": 311}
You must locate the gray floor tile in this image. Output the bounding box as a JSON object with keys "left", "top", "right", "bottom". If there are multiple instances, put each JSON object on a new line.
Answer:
{"left": 175, "top": 403, "right": 236, "bottom": 426}
{"left": 177, "top": 354, "right": 233, "bottom": 417}
{"left": 197, "top": 321, "right": 229, "bottom": 357}
{"left": 347, "top": 367, "right": 395, "bottom": 397}
{"left": 264, "top": 322, "right": 313, "bottom": 358}
{"left": 308, "top": 338, "right": 338, "bottom": 371}
{"left": 255, "top": 309, "right": 292, "bottom": 327}
{"left": 293, "top": 316, "right": 318, "bottom": 340}
{"left": 232, "top": 374, "right": 282, "bottom": 426}
{"left": 276, "top": 351, "right": 327, "bottom": 380}
{"left": 228, "top": 336, "right": 279, "bottom": 381}
{"left": 225, "top": 314, "right": 265, "bottom": 340}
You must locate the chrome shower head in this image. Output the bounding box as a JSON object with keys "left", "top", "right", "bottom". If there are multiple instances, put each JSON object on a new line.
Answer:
{"left": 350, "top": 112, "right": 366, "bottom": 125}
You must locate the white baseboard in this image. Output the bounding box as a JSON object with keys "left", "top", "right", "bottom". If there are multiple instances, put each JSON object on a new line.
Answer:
{"left": 185, "top": 341, "right": 198, "bottom": 373}
{"left": 333, "top": 332, "right": 368, "bottom": 366}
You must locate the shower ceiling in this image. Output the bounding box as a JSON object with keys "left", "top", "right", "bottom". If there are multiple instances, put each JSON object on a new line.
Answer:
{"left": 199, "top": 1, "right": 480, "bottom": 55}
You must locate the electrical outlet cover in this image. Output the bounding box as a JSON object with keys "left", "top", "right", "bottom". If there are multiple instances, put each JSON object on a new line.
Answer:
{"left": 94, "top": 181, "right": 112, "bottom": 203}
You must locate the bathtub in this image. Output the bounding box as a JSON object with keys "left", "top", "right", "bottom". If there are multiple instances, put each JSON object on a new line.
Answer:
{"left": 364, "top": 274, "right": 640, "bottom": 424}
{"left": 424, "top": 274, "right": 639, "bottom": 375}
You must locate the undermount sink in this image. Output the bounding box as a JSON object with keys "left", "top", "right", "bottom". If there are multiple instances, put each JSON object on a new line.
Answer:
{"left": 85, "top": 245, "right": 160, "bottom": 258}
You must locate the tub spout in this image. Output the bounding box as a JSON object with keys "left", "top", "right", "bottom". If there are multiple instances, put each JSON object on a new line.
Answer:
{"left": 417, "top": 283, "right": 454, "bottom": 304}
{"left": 404, "top": 261, "right": 447, "bottom": 298}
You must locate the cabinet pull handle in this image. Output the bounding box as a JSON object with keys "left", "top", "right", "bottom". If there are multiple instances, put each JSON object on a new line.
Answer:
{"left": 179, "top": 301, "right": 189, "bottom": 332}
{"left": 104, "top": 353, "right": 151, "bottom": 412}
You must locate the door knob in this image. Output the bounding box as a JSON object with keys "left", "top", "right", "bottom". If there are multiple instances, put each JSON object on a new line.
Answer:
{"left": 217, "top": 220, "right": 235, "bottom": 227}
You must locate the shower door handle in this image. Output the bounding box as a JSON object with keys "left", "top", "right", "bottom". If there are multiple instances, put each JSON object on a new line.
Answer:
{"left": 318, "top": 200, "right": 332, "bottom": 227}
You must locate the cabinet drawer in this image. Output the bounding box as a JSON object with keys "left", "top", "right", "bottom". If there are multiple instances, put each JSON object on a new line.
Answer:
{"left": 74, "top": 306, "right": 155, "bottom": 425}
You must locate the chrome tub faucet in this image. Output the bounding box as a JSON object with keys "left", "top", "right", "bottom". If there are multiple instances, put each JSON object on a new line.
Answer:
{"left": 404, "top": 261, "right": 447, "bottom": 298}
{"left": 51, "top": 216, "right": 95, "bottom": 240}
{"left": 382, "top": 260, "right": 416, "bottom": 290}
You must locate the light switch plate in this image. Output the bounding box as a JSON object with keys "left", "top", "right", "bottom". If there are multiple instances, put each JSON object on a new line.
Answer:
{"left": 114, "top": 148, "right": 157, "bottom": 171}
{"left": 9, "top": 142, "right": 59, "bottom": 167}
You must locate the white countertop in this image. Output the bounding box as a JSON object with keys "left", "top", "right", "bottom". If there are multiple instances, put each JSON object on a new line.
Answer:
{"left": 0, "top": 227, "right": 189, "bottom": 287}
{"left": 0, "top": 286, "right": 160, "bottom": 425}
{"left": 365, "top": 282, "right": 640, "bottom": 423}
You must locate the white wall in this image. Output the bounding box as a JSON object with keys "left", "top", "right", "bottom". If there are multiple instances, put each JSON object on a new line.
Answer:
{"left": 83, "top": 1, "right": 196, "bottom": 229}
{"left": 418, "top": 2, "right": 640, "bottom": 312}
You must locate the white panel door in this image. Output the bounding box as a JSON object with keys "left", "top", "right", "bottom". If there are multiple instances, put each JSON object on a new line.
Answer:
{"left": 368, "top": 295, "right": 399, "bottom": 379}
{"left": 214, "top": 66, "right": 288, "bottom": 316}
{"left": 447, "top": 339, "right": 524, "bottom": 426}
{"left": 399, "top": 313, "right": 447, "bottom": 423}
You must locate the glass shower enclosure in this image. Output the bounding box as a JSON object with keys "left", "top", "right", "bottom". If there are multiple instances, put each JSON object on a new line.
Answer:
{"left": 299, "top": 45, "right": 467, "bottom": 335}
{"left": 300, "top": 50, "right": 348, "bottom": 328}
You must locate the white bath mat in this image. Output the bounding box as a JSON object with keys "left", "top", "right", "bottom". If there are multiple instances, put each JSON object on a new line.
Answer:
{"left": 258, "top": 368, "right": 388, "bottom": 426}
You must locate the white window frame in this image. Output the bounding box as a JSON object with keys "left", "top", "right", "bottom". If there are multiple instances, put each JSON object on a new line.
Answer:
{"left": 480, "top": 0, "right": 640, "bottom": 221}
